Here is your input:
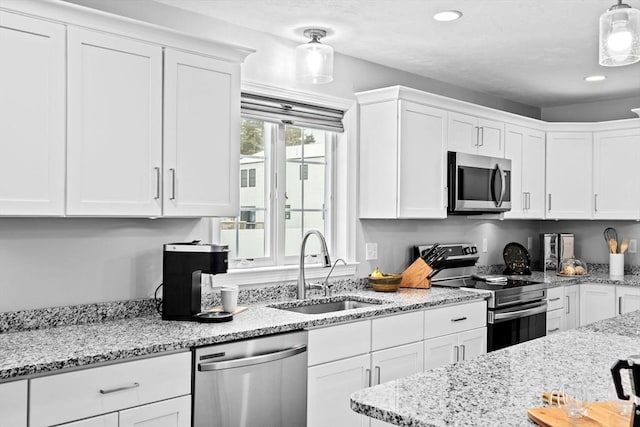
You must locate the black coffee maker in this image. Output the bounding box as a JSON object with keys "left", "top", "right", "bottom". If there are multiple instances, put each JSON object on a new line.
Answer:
{"left": 612, "top": 356, "right": 640, "bottom": 426}
{"left": 162, "top": 241, "right": 228, "bottom": 321}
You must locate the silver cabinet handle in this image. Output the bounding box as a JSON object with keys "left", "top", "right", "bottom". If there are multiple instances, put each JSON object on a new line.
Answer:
{"left": 522, "top": 192, "right": 527, "bottom": 210}
{"left": 548, "top": 194, "right": 552, "bottom": 211}
{"left": 154, "top": 167, "right": 160, "bottom": 200}
{"left": 374, "top": 366, "right": 381, "bottom": 385}
{"left": 479, "top": 127, "right": 484, "bottom": 146}
{"left": 99, "top": 382, "right": 140, "bottom": 394}
{"left": 594, "top": 194, "right": 598, "bottom": 213}
{"left": 549, "top": 297, "right": 561, "bottom": 302}
{"left": 460, "top": 344, "right": 466, "bottom": 361}
{"left": 475, "top": 127, "right": 480, "bottom": 147}
{"left": 527, "top": 192, "right": 531, "bottom": 210}
{"left": 548, "top": 327, "right": 560, "bottom": 333}
{"left": 566, "top": 295, "right": 570, "bottom": 314}
{"left": 169, "top": 168, "right": 176, "bottom": 200}
{"left": 619, "top": 296, "right": 623, "bottom": 315}
{"left": 199, "top": 344, "right": 306, "bottom": 371}
{"left": 454, "top": 345, "right": 459, "bottom": 362}
{"left": 365, "top": 368, "right": 372, "bottom": 387}
{"left": 451, "top": 316, "right": 467, "bottom": 322}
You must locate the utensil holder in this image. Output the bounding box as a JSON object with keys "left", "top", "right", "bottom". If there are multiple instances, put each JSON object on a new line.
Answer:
{"left": 610, "top": 253, "right": 624, "bottom": 280}
{"left": 400, "top": 258, "right": 433, "bottom": 288}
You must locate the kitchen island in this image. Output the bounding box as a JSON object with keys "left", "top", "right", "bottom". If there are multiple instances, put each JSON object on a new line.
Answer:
{"left": 350, "top": 311, "right": 640, "bottom": 426}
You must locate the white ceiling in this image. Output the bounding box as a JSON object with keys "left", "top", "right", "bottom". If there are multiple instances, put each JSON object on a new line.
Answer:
{"left": 154, "top": 0, "right": 640, "bottom": 108}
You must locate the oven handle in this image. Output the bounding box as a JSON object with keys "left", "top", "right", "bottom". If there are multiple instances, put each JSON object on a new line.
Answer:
{"left": 198, "top": 344, "right": 307, "bottom": 371}
{"left": 489, "top": 302, "right": 547, "bottom": 323}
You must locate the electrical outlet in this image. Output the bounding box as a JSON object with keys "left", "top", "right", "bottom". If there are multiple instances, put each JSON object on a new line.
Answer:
{"left": 481, "top": 238, "right": 488, "bottom": 253}
{"left": 630, "top": 239, "right": 638, "bottom": 254}
{"left": 365, "top": 242, "right": 378, "bottom": 260}
{"left": 527, "top": 237, "right": 533, "bottom": 250}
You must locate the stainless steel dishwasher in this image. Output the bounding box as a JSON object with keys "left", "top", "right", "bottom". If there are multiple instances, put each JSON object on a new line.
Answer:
{"left": 193, "top": 330, "right": 308, "bottom": 427}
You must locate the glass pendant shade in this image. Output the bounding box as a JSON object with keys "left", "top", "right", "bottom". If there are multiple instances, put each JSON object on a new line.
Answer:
{"left": 296, "top": 29, "right": 334, "bottom": 84}
{"left": 599, "top": 2, "right": 640, "bottom": 66}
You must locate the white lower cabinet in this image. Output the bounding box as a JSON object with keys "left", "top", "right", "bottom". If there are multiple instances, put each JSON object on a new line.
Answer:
{"left": 29, "top": 352, "right": 191, "bottom": 427}
{"left": 0, "top": 379, "right": 28, "bottom": 426}
{"left": 424, "top": 327, "right": 486, "bottom": 370}
{"left": 59, "top": 414, "right": 118, "bottom": 427}
{"left": 616, "top": 285, "right": 640, "bottom": 315}
{"left": 579, "top": 283, "right": 616, "bottom": 326}
{"left": 564, "top": 285, "right": 580, "bottom": 330}
{"left": 546, "top": 286, "right": 565, "bottom": 334}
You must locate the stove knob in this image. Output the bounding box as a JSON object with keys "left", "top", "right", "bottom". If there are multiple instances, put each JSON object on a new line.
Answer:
{"left": 471, "top": 246, "right": 477, "bottom": 254}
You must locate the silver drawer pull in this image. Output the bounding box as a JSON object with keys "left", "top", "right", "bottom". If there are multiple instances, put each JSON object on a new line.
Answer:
{"left": 549, "top": 297, "right": 561, "bottom": 302}
{"left": 548, "top": 328, "right": 560, "bottom": 333}
{"left": 451, "top": 316, "right": 467, "bottom": 322}
{"left": 99, "top": 382, "right": 140, "bottom": 394}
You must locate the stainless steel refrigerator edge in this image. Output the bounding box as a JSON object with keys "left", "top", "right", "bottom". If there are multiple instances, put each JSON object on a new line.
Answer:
{"left": 540, "top": 233, "right": 575, "bottom": 272}
{"left": 193, "top": 331, "right": 308, "bottom": 427}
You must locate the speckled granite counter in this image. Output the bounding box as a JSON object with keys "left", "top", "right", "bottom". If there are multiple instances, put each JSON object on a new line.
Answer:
{"left": 350, "top": 309, "right": 640, "bottom": 427}
{"left": 0, "top": 287, "right": 485, "bottom": 381}
{"left": 509, "top": 270, "right": 640, "bottom": 288}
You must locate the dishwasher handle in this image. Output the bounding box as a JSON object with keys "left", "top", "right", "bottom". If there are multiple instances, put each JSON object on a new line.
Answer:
{"left": 198, "top": 343, "right": 307, "bottom": 371}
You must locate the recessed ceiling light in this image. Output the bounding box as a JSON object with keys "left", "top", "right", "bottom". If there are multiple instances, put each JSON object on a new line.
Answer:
{"left": 433, "top": 10, "right": 463, "bottom": 22}
{"left": 584, "top": 75, "right": 607, "bottom": 82}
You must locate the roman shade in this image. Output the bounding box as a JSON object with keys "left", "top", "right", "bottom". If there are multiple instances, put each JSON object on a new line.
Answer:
{"left": 241, "top": 92, "right": 344, "bottom": 132}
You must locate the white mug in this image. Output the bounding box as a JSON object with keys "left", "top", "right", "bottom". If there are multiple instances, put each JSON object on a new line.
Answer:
{"left": 221, "top": 286, "right": 239, "bottom": 313}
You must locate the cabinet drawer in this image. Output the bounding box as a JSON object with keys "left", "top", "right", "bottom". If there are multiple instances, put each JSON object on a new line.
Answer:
{"left": 424, "top": 300, "right": 486, "bottom": 339}
{"left": 30, "top": 352, "right": 191, "bottom": 427}
{"left": 547, "top": 286, "right": 564, "bottom": 311}
{"left": 0, "top": 379, "right": 27, "bottom": 427}
{"left": 308, "top": 320, "right": 371, "bottom": 366}
{"left": 371, "top": 311, "right": 423, "bottom": 351}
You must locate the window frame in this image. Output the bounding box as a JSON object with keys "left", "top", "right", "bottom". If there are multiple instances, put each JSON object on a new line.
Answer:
{"left": 211, "top": 82, "right": 357, "bottom": 287}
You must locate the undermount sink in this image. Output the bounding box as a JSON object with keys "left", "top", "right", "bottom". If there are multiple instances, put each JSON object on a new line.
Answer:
{"left": 271, "top": 298, "right": 384, "bottom": 315}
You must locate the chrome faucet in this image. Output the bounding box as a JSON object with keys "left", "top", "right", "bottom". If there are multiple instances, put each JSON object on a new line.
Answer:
{"left": 297, "top": 230, "right": 331, "bottom": 299}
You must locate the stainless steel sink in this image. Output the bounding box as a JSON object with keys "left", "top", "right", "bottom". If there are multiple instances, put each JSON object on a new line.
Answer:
{"left": 272, "top": 298, "right": 383, "bottom": 315}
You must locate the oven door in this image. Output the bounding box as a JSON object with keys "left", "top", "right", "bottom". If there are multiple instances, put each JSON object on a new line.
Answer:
{"left": 487, "top": 300, "right": 547, "bottom": 352}
{"left": 448, "top": 151, "right": 511, "bottom": 214}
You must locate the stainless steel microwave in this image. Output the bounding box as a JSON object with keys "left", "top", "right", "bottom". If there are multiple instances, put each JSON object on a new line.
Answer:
{"left": 447, "top": 151, "right": 511, "bottom": 214}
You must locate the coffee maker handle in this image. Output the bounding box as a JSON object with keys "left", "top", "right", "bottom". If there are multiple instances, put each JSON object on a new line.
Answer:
{"left": 612, "top": 359, "right": 632, "bottom": 400}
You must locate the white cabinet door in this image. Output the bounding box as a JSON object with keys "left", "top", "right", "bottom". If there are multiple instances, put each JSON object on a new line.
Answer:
{"left": 0, "top": 12, "right": 65, "bottom": 216}
{"left": 66, "top": 27, "right": 163, "bottom": 216}
{"left": 457, "top": 328, "right": 487, "bottom": 361}
{"left": 163, "top": 49, "right": 240, "bottom": 217}
{"left": 564, "top": 285, "right": 580, "bottom": 330}
{"left": 59, "top": 414, "right": 118, "bottom": 427}
{"left": 424, "top": 333, "right": 458, "bottom": 370}
{"left": 546, "top": 309, "right": 564, "bottom": 335}
{"left": 397, "top": 101, "right": 447, "bottom": 218}
{"left": 545, "top": 132, "right": 593, "bottom": 219}
{"left": 447, "top": 112, "right": 504, "bottom": 157}
{"left": 593, "top": 129, "right": 640, "bottom": 219}
{"left": 579, "top": 284, "right": 616, "bottom": 326}
{"left": 0, "top": 380, "right": 27, "bottom": 427}
{"left": 119, "top": 395, "right": 191, "bottom": 427}
{"left": 616, "top": 285, "right": 640, "bottom": 315}
{"left": 504, "top": 124, "right": 546, "bottom": 219}
{"left": 307, "top": 354, "right": 370, "bottom": 427}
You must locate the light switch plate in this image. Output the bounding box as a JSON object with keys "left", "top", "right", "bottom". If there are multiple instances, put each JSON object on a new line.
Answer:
{"left": 630, "top": 239, "right": 637, "bottom": 254}
{"left": 365, "top": 243, "right": 378, "bottom": 260}
{"left": 481, "top": 238, "right": 488, "bottom": 253}
{"left": 527, "top": 237, "right": 533, "bottom": 250}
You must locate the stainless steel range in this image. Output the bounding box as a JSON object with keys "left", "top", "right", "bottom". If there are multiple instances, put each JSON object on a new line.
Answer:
{"left": 414, "top": 243, "right": 548, "bottom": 352}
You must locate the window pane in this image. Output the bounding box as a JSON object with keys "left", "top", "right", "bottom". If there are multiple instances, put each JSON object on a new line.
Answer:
{"left": 241, "top": 119, "right": 265, "bottom": 155}
{"left": 240, "top": 169, "right": 247, "bottom": 187}
{"left": 285, "top": 210, "right": 325, "bottom": 258}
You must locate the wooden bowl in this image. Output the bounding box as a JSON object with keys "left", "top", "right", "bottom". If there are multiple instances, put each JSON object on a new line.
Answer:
{"left": 368, "top": 274, "right": 402, "bottom": 292}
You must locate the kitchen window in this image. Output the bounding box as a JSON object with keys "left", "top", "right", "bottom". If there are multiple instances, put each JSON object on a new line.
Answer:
{"left": 216, "top": 93, "right": 344, "bottom": 269}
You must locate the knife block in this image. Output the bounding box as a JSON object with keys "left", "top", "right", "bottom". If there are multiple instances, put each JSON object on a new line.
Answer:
{"left": 400, "top": 258, "right": 433, "bottom": 289}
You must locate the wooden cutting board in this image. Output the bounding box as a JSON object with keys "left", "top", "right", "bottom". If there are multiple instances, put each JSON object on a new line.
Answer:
{"left": 399, "top": 258, "right": 433, "bottom": 288}
{"left": 528, "top": 401, "right": 631, "bottom": 427}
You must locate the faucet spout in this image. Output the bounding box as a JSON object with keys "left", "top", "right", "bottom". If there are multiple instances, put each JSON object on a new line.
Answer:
{"left": 297, "top": 230, "right": 331, "bottom": 299}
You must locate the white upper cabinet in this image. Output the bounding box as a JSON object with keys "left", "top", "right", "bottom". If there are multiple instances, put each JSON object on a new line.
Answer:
{"left": 358, "top": 94, "right": 447, "bottom": 219}
{"left": 66, "top": 28, "right": 163, "bottom": 216}
{"left": 447, "top": 111, "right": 504, "bottom": 158}
{"left": 163, "top": 49, "right": 240, "bottom": 217}
{"left": 593, "top": 128, "right": 640, "bottom": 219}
{"left": 545, "top": 132, "right": 593, "bottom": 219}
{"left": 0, "top": 12, "right": 65, "bottom": 216}
{"left": 504, "top": 124, "right": 546, "bottom": 219}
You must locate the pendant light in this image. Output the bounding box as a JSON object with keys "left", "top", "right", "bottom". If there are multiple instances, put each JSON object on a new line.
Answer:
{"left": 296, "top": 29, "right": 334, "bottom": 84}
{"left": 599, "top": 0, "right": 640, "bottom": 66}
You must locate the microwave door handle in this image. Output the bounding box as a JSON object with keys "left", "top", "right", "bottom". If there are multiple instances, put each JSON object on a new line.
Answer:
{"left": 494, "top": 163, "right": 506, "bottom": 207}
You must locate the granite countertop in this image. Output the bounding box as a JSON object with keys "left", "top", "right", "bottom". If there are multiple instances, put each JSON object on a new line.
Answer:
{"left": 510, "top": 270, "right": 640, "bottom": 288}
{"left": 350, "top": 308, "right": 640, "bottom": 427}
{"left": 0, "top": 286, "right": 485, "bottom": 381}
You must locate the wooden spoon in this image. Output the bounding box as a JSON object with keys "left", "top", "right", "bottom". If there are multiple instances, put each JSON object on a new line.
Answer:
{"left": 608, "top": 238, "right": 618, "bottom": 254}
{"left": 620, "top": 238, "right": 629, "bottom": 254}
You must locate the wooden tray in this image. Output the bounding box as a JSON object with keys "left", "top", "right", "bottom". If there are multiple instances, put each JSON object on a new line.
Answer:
{"left": 399, "top": 258, "right": 433, "bottom": 289}
{"left": 528, "top": 401, "right": 630, "bottom": 427}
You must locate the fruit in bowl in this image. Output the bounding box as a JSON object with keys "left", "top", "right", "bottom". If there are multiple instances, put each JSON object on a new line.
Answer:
{"left": 368, "top": 267, "right": 402, "bottom": 292}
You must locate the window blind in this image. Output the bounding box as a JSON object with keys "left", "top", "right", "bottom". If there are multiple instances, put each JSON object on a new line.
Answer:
{"left": 241, "top": 92, "right": 344, "bottom": 132}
